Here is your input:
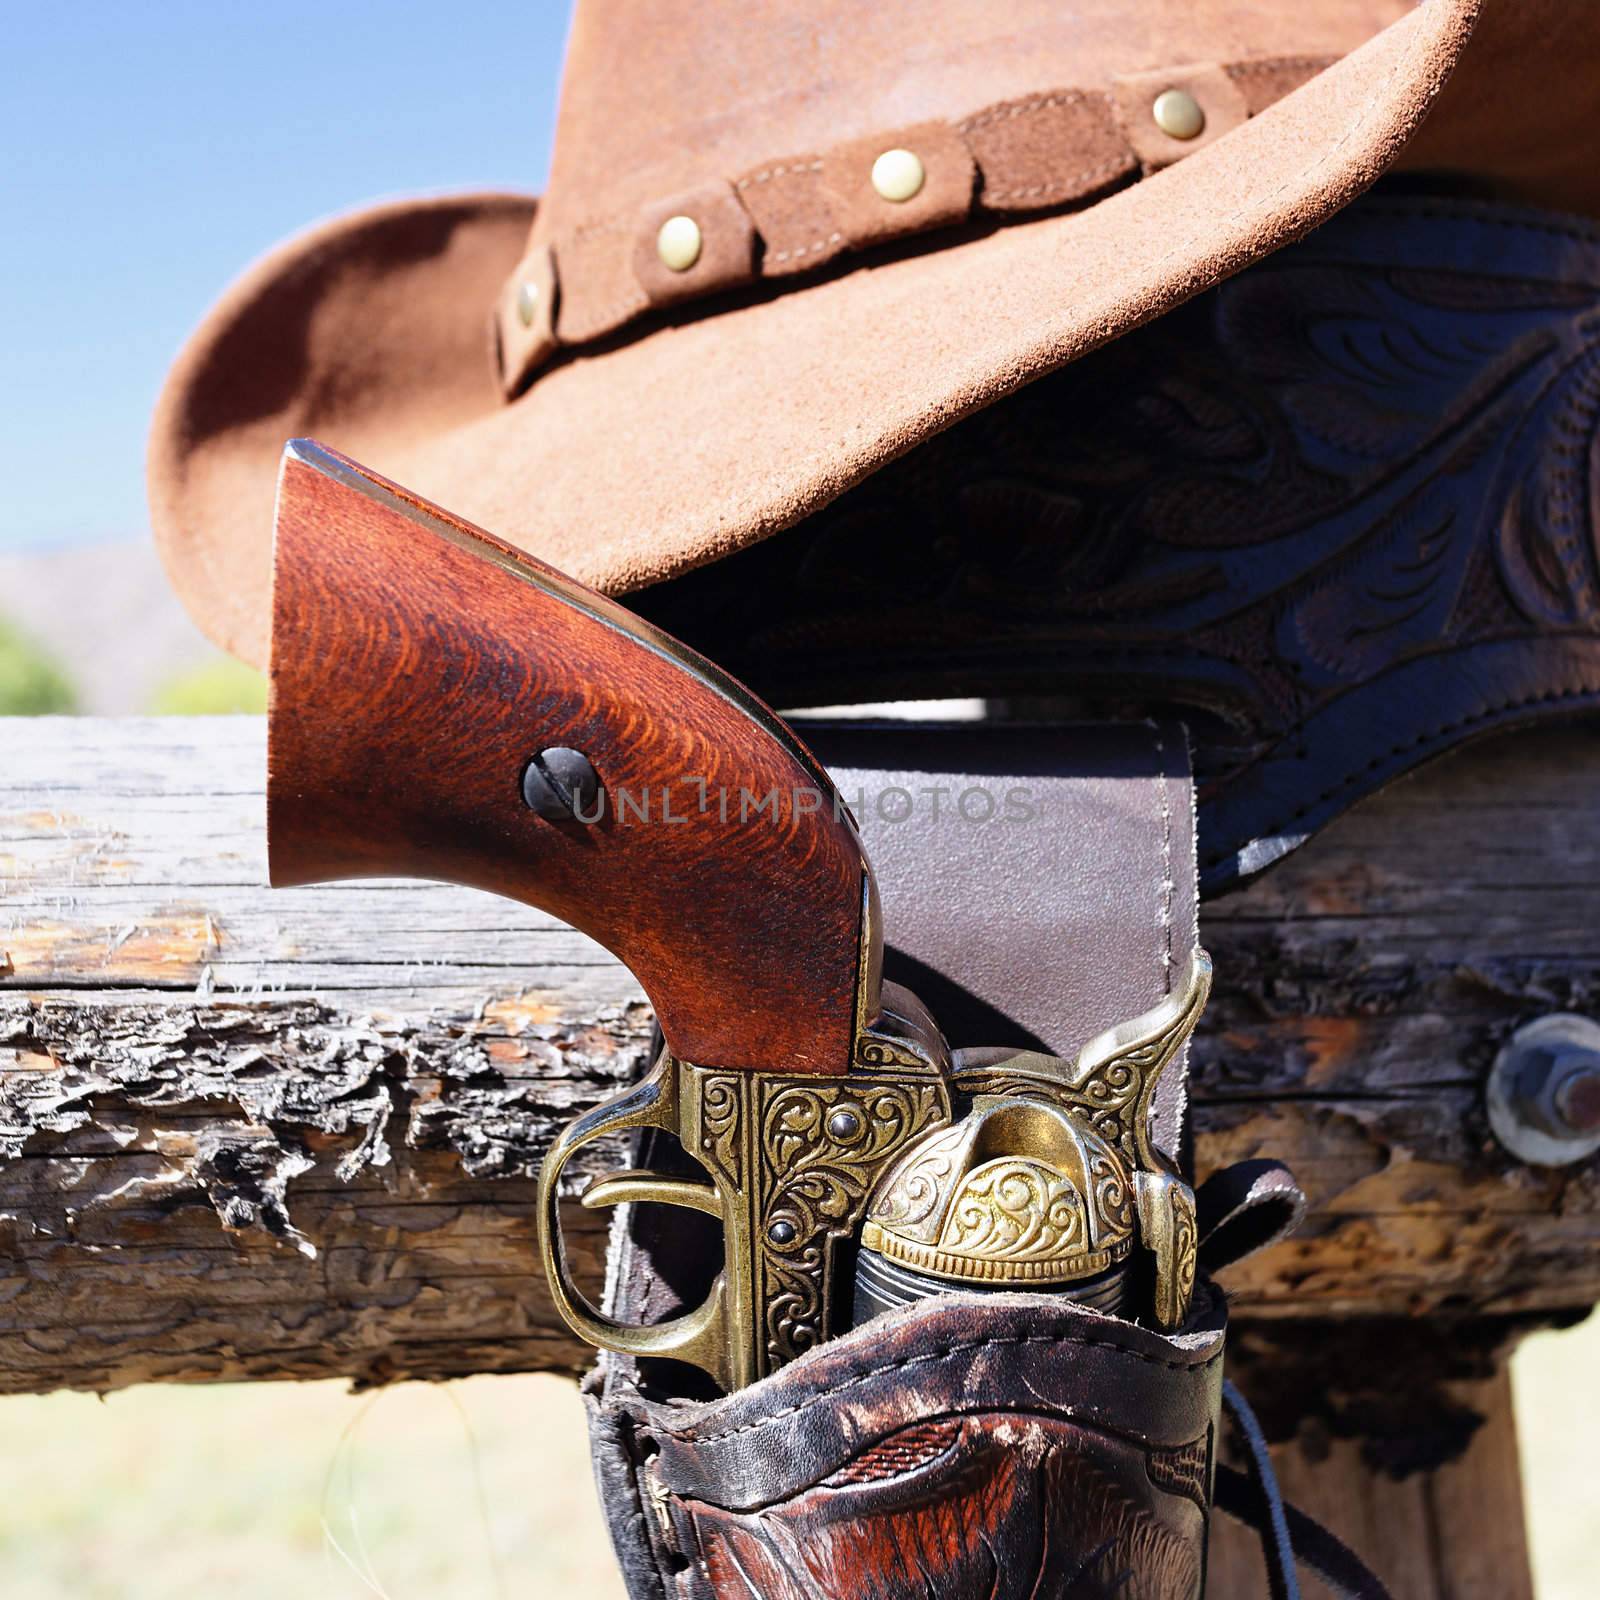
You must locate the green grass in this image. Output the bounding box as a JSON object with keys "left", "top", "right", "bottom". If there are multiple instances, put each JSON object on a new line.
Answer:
{"left": 0, "top": 617, "right": 77, "bottom": 714}
{"left": 0, "top": 618, "right": 268, "bottom": 716}
{"left": 147, "top": 655, "right": 268, "bottom": 715}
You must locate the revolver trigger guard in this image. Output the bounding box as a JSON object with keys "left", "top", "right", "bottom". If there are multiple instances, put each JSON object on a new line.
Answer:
{"left": 538, "top": 1053, "right": 736, "bottom": 1391}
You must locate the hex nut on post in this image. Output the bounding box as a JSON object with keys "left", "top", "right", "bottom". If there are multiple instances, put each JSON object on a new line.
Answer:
{"left": 1487, "top": 1013, "right": 1600, "bottom": 1167}
{"left": 522, "top": 747, "right": 601, "bottom": 822}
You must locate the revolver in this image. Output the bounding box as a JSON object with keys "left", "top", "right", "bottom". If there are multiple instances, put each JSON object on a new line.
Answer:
{"left": 266, "top": 440, "right": 1207, "bottom": 1392}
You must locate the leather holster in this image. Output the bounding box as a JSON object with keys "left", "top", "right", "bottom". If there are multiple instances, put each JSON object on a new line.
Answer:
{"left": 582, "top": 725, "right": 1247, "bottom": 1599}
{"left": 587, "top": 1280, "right": 1227, "bottom": 1600}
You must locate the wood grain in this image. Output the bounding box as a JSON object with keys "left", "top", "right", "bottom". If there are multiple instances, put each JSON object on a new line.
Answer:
{"left": 1206, "top": 1368, "right": 1533, "bottom": 1600}
{"left": 1, "top": 715, "right": 1597, "bottom": 1396}
{"left": 270, "top": 442, "right": 868, "bottom": 1075}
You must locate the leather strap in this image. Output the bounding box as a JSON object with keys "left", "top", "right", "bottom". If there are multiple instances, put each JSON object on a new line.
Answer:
{"left": 495, "top": 55, "right": 1328, "bottom": 394}
{"left": 814, "top": 719, "right": 1198, "bottom": 1165}
{"left": 1223, "top": 1379, "right": 1303, "bottom": 1600}
{"left": 1196, "top": 1159, "right": 1307, "bottom": 1278}
{"left": 1216, "top": 1382, "right": 1395, "bottom": 1600}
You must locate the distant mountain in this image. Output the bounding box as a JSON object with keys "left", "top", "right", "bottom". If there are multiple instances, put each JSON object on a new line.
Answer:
{"left": 0, "top": 540, "right": 222, "bottom": 715}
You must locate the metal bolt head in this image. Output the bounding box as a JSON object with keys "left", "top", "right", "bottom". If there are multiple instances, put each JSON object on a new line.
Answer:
{"left": 1554, "top": 1058, "right": 1600, "bottom": 1134}
{"left": 827, "top": 1107, "right": 863, "bottom": 1140}
{"left": 1152, "top": 89, "right": 1206, "bottom": 141}
{"left": 521, "top": 746, "right": 600, "bottom": 822}
{"left": 1487, "top": 1013, "right": 1600, "bottom": 1166}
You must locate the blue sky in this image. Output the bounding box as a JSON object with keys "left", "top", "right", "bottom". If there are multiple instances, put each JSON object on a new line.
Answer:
{"left": 1, "top": 1, "right": 567, "bottom": 551}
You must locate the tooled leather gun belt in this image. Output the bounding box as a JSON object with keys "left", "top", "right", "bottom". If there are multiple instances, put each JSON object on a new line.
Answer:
{"left": 632, "top": 192, "right": 1600, "bottom": 892}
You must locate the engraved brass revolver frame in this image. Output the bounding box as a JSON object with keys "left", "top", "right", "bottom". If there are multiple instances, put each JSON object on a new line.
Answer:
{"left": 539, "top": 887, "right": 958, "bottom": 1392}
{"left": 540, "top": 929, "right": 1212, "bottom": 1390}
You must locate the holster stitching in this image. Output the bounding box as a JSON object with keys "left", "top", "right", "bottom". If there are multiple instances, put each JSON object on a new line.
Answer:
{"left": 1203, "top": 679, "right": 1600, "bottom": 867}
{"left": 656, "top": 1329, "right": 1224, "bottom": 1447}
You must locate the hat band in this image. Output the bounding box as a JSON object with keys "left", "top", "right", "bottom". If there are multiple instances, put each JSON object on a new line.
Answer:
{"left": 494, "top": 54, "right": 1331, "bottom": 397}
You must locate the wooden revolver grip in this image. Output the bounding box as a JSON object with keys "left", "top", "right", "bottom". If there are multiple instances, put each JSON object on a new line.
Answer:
{"left": 267, "top": 441, "right": 870, "bottom": 1074}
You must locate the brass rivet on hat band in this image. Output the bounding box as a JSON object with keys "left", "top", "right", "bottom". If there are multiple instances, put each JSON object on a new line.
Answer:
{"left": 1151, "top": 89, "right": 1205, "bottom": 140}
{"left": 656, "top": 214, "right": 703, "bottom": 272}
{"left": 515, "top": 281, "right": 540, "bottom": 327}
{"left": 870, "top": 148, "right": 926, "bottom": 203}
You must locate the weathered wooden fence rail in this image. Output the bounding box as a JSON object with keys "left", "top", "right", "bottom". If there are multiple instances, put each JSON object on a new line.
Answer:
{"left": 2, "top": 716, "right": 1597, "bottom": 1396}
{"left": 7, "top": 713, "right": 1595, "bottom": 1597}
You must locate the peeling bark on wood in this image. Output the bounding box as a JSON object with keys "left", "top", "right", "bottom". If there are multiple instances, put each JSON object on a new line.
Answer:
{"left": 1, "top": 716, "right": 1597, "bottom": 1395}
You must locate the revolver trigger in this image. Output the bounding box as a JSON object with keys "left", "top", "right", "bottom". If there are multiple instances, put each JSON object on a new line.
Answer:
{"left": 539, "top": 1053, "right": 737, "bottom": 1389}
{"left": 580, "top": 1170, "right": 722, "bottom": 1217}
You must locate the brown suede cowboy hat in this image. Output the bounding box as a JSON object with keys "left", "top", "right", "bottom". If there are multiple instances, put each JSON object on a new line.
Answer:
{"left": 154, "top": 0, "right": 1592, "bottom": 667}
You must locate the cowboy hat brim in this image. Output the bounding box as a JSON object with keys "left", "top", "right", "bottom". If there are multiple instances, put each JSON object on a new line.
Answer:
{"left": 150, "top": 0, "right": 1476, "bottom": 666}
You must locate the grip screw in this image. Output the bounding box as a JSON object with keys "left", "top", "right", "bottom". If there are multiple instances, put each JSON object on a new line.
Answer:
{"left": 522, "top": 747, "right": 601, "bottom": 822}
